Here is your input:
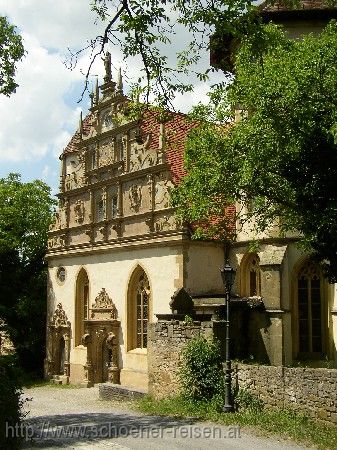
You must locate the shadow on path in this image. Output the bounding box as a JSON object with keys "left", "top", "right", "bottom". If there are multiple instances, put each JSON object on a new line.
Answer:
{"left": 22, "top": 412, "right": 200, "bottom": 448}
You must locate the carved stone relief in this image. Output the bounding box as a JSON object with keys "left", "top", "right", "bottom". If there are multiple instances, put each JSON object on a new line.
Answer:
{"left": 81, "top": 288, "right": 120, "bottom": 386}
{"left": 64, "top": 155, "right": 85, "bottom": 191}
{"left": 129, "top": 185, "right": 142, "bottom": 212}
{"left": 91, "top": 288, "right": 118, "bottom": 319}
{"left": 99, "top": 138, "right": 114, "bottom": 167}
{"left": 155, "top": 214, "right": 181, "bottom": 232}
{"left": 155, "top": 173, "right": 174, "bottom": 209}
{"left": 74, "top": 200, "right": 85, "bottom": 224}
{"left": 48, "top": 233, "right": 67, "bottom": 249}
{"left": 129, "top": 134, "right": 157, "bottom": 171}
{"left": 45, "top": 303, "right": 71, "bottom": 384}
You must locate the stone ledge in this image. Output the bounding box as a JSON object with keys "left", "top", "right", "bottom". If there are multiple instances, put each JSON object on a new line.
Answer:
{"left": 99, "top": 383, "right": 147, "bottom": 401}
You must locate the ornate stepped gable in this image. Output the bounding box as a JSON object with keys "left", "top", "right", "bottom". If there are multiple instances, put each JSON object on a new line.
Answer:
{"left": 47, "top": 52, "right": 199, "bottom": 252}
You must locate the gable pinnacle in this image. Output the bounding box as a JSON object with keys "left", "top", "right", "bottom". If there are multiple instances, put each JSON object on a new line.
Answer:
{"left": 104, "top": 51, "right": 112, "bottom": 83}
{"left": 95, "top": 78, "right": 99, "bottom": 104}
{"left": 78, "top": 111, "right": 83, "bottom": 138}
{"left": 117, "top": 67, "right": 123, "bottom": 95}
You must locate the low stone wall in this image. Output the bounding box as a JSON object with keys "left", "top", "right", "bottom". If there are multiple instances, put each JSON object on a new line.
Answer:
{"left": 148, "top": 320, "right": 220, "bottom": 399}
{"left": 99, "top": 383, "right": 147, "bottom": 401}
{"left": 236, "top": 363, "right": 337, "bottom": 424}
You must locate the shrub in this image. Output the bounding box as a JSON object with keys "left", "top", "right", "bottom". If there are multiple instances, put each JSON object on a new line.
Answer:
{"left": 234, "top": 388, "right": 264, "bottom": 413}
{"left": 179, "top": 336, "right": 224, "bottom": 401}
{"left": 0, "top": 355, "right": 25, "bottom": 449}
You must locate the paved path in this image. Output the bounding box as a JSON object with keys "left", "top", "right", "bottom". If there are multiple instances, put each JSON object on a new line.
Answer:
{"left": 19, "top": 386, "right": 312, "bottom": 449}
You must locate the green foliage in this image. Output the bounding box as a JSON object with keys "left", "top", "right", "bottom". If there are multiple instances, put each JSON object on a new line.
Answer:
{"left": 0, "top": 174, "right": 56, "bottom": 374}
{"left": 138, "top": 394, "right": 337, "bottom": 449}
{"left": 179, "top": 337, "right": 224, "bottom": 401}
{"left": 0, "top": 355, "right": 25, "bottom": 449}
{"left": 0, "top": 16, "right": 24, "bottom": 96}
{"left": 234, "top": 388, "right": 264, "bottom": 413}
{"left": 83, "top": 1, "right": 308, "bottom": 106}
{"left": 183, "top": 314, "right": 193, "bottom": 324}
{"left": 173, "top": 21, "right": 337, "bottom": 282}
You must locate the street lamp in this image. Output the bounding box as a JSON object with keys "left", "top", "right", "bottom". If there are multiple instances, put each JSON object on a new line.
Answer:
{"left": 220, "top": 260, "right": 236, "bottom": 413}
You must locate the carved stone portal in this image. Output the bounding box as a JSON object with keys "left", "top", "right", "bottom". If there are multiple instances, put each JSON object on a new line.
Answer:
{"left": 82, "top": 289, "right": 120, "bottom": 386}
{"left": 45, "top": 303, "right": 71, "bottom": 384}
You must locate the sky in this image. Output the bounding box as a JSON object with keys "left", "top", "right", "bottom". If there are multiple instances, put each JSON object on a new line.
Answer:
{"left": 0, "top": 0, "right": 224, "bottom": 195}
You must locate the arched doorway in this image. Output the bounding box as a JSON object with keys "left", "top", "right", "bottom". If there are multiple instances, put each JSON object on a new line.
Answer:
{"left": 75, "top": 268, "right": 89, "bottom": 346}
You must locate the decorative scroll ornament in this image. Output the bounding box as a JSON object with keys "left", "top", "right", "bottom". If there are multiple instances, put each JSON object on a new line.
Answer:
{"left": 129, "top": 185, "right": 142, "bottom": 212}
{"left": 74, "top": 200, "right": 85, "bottom": 223}
{"left": 50, "top": 303, "right": 70, "bottom": 328}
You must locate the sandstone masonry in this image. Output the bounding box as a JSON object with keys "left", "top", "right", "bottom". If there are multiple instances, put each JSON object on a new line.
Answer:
{"left": 236, "top": 363, "right": 337, "bottom": 424}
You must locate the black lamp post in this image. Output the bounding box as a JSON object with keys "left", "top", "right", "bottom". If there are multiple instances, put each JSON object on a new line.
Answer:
{"left": 220, "top": 260, "right": 236, "bottom": 413}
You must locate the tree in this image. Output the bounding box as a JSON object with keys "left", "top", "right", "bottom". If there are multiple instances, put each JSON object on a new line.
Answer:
{"left": 71, "top": 0, "right": 283, "bottom": 102}
{"left": 0, "top": 16, "right": 24, "bottom": 96}
{"left": 76, "top": 1, "right": 337, "bottom": 280}
{"left": 172, "top": 22, "right": 337, "bottom": 282}
{"left": 0, "top": 174, "right": 55, "bottom": 374}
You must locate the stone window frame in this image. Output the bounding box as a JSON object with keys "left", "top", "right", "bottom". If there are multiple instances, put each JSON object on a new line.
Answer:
{"left": 292, "top": 259, "right": 328, "bottom": 360}
{"left": 56, "top": 266, "right": 66, "bottom": 285}
{"left": 126, "top": 265, "right": 151, "bottom": 352}
{"left": 240, "top": 252, "right": 261, "bottom": 297}
{"left": 75, "top": 268, "right": 90, "bottom": 347}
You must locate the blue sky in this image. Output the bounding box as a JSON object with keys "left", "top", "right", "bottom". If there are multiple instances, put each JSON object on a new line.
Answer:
{"left": 0, "top": 0, "right": 224, "bottom": 196}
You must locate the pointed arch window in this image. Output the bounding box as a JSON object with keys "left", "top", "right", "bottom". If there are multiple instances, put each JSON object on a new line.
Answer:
{"left": 241, "top": 253, "right": 261, "bottom": 297}
{"left": 75, "top": 269, "right": 89, "bottom": 346}
{"left": 296, "top": 261, "right": 325, "bottom": 356}
{"left": 127, "top": 267, "right": 150, "bottom": 351}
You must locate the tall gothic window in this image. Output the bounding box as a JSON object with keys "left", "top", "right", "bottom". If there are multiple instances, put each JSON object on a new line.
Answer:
{"left": 127, "top": 267, "right": 150, "bottom": 351}
{"left": 241, "top": 253, "right": 261, "bottom": 297}
{"left": 75, "top": 268, "right": 89, "bottom": 346}
{"left": 296, "top": 261, "right": 325, "bottom": 356}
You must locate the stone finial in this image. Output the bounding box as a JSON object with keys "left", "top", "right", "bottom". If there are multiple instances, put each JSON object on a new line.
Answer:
{"left": 95, "top": 78, "right": 99, "bottom": 104}
{"left": 158, "top": 123, "right": 166, "bottom": 151}
{"left": 89, "top": 89, "right": 94, "bottom": 109}
{"left": 117, "top": 67, "right": 123, "bottom": 95}
{"left": 78, "top": 111, "right": 83, "bottom": 137}
{"left": 169, "top": 287, "right": 194, "bottom": 315}
{"left": 104, "top": 51, "right": 112, "bottom": 83}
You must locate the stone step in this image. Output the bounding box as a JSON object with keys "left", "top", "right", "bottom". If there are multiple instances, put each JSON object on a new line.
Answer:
{"left": 99, "top": 383, "right": 147, "bottom": 401}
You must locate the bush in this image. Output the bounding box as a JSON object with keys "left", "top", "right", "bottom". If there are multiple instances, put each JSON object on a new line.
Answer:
{"left": 234, "top": 388, "right": 264, "bottom": 413}
{"left": 0, "top": 355, "right": 25, "bottom": 449}
{"left": 179, "top": 336, "right": 224, "bottom": 401}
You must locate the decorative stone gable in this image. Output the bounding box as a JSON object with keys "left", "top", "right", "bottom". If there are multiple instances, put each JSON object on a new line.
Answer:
{"left": 50, "top": 303, "right": 71, "bottom": 328}
{"left": 47, "top": 52, "right": 197, "bottom": 255}
{"left": 91, "top": 288, "right": 118, "bottom": 320}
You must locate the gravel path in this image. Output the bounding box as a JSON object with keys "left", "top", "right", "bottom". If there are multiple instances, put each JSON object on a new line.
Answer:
{"left": 18, "top": 386, "right": 313, "bottom": 450}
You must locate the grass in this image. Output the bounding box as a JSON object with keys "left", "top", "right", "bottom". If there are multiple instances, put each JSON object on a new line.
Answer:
{"left": 137, "top": 394, "right": 337, "bottom": 450}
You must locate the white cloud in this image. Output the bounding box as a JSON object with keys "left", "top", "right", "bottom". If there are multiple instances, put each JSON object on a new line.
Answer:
{"left": 0, "top": 33, "right": 79, "bottom": 162}
{"left": 0, "top": 0, "right": 226, "bottom": 179}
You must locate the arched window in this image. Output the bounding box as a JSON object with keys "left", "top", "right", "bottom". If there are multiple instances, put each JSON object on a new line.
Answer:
{"left": 295, "top": 260, "right": 326, "bottom": 357}
{"left": 127, "top": 267, "right": 150, "bottom": 351}
{"left": 241, "top": 253, "right": 261, "bottom": 297}
{"left": 75, "top": 268, "right": 89, "bottom": 346}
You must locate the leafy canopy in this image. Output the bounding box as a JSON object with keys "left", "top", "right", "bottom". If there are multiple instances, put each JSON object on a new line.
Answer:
{"left": 173, "top": 22, "right": 337, "bottom": 282}
{"left": 0, "top": 174, "right": 55, "bottom": 374}
{"left": 73, "top": 0, "right": 295, "bottom": 102}
{"left": 0, "top": 16, "right": 24, "bottom": 96}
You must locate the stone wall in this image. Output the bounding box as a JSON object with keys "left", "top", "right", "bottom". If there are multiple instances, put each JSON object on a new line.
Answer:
{"left": 148, "top": 319, "right": 223, "bottom": 399}
{"left": 236, "top": 363, "right": 337, "bottom": 424}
